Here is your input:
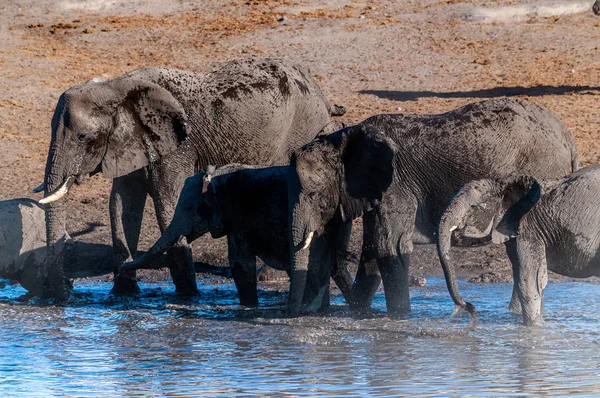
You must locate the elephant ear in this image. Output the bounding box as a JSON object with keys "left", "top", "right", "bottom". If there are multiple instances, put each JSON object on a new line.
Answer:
{"left": 102, "top": 80, "right": 190, "bottom": 178}
{"left": 492, "top": 175, "right": 541, "bottom": 243}
{"left": 339, "top": 125, "right": 396, "bottom": 222}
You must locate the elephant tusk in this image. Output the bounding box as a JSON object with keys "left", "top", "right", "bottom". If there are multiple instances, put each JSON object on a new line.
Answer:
{"left": 32, "top": 182, "right": 46, "bottom": 193}
{"left": 301, "top": 231, "right": 314, "bottom": 250}
{"left": 449, "top": 225, "right": 458, "bottom": 232}
{"left": 39, "top": 177, "right": 72, "bottom": 204}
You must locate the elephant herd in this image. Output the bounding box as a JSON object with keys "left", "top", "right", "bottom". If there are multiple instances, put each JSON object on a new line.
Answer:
{"left": 2, "top": 56, "right": 599, "bottom": 326}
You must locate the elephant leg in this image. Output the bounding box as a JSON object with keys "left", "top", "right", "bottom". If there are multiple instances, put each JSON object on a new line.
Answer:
{"left": 148, "top": 158, "right": 198, "bottom": 295}
{"left": 110, "top": 170, "right": 148, "bottom": 295}
{"left": 505, "top": 240, "right": 522, "bottom": 314}
{"left": 349, "top": 211, "right": 382, "bottom": 310}
{"left": 331, "top": 220, "right": 355, "bottom": 303}
{"left": 379, "top": 233, "right": 413, "bottom": 319}
{"left": 514, "top": 238, "right": 548, "bottom": 326}
{"left": 228, "top": 234, "right": 258, "bottom": 306}
{"left": 375, "top": 197, "right": 416, "bottom": 318}
{"left": 351, "top": 195, "right": 416, "bottom": 318}
{"left": 304, "top": 235, "right": 334, "bottom": 312}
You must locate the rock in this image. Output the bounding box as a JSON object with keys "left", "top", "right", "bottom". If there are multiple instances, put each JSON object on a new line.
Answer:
{"left": 409, "top": 275, "right": 427, "bottom": 287}
{"left": 469, "top": 271, "right": 512, "bottom": 284}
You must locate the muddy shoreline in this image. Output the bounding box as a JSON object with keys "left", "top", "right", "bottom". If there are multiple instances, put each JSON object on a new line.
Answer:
{"left": 1, "top": 0, "right": 599, "bottom": 293}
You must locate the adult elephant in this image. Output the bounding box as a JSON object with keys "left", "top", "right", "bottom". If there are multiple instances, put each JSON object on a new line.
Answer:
{"left": 286, "top": 98, "right": 578, "bottom": 317}
{"left": 35, "top": 58, "right": 346, "bottom": 301}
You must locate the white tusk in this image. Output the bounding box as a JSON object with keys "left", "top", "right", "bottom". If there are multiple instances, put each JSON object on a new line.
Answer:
{"left": 449, "top": 225, "right": 458, "bottom": 232}
{"left": 32, "top": 182, "right": 45, "bottom": 193}
{"left": 301, "top": 231, "right": 314, "bottom": 250}
{"left": 39, "top": 177, "right": 72, "bottom": 204}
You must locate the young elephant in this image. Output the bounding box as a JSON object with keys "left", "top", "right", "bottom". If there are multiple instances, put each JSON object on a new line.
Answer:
{"left": 121, "top": 164, "right": 354, "bottom": 310}
{"left": 0, "top": 199, "right": 68, "bottom": 297}
{"left": 438, "top": 165, "right": 600, "bottom": 326}
{"left": 286, "top": 98, "right": 578, "bottom": 317}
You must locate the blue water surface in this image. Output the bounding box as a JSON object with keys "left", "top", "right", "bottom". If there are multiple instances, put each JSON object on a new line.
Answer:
{"left": 0, "top": 277, "right": 599, "bottom": 397}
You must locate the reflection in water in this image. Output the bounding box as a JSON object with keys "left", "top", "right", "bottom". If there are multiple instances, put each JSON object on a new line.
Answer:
{"left": 1, "top": 278, "right": 600, "bottom": 396}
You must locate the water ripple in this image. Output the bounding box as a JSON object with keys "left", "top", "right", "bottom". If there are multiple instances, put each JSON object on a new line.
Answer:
{"left": 1, "top": 278, "right": 600, "bottom": 396}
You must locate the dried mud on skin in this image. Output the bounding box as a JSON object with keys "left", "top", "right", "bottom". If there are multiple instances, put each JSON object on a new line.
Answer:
{"left": 1, "top": 0, "right": 600, "bottom": 285}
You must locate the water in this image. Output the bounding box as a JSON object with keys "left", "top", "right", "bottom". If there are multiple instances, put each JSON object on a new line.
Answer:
{"left": 1, "top": 277, "right": 600, "bottom": 396}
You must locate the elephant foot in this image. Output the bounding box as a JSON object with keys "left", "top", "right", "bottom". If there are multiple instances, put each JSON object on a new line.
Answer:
{"left": 169, "top": 262, "right": 199, "bottom": 296}
{"left": 304, "top": 285, "right": 329, "bottom": 314}
{"left": 41, "top": 277, "right": 73, "bottom": 303}
{"left": 173, "top": 280, "right": 200, "bottom": 296}
{"left": 239, "top": 299, "right": 259, "bottom": 307}
{"left": 386, "top": 305, "right": 411, "bottom": 320}
{"left": 387, "top": 311, "right": 410, "bottom": 320}
{"left": 110, "top": 275, "right": 141, "bottom": 296}
{"left": 238, "top": 289, "right": 259, "bottom": 306}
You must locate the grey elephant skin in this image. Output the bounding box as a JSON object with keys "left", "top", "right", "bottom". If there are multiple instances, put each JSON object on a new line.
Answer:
{"left": 439, "top": 165, "right": 600, "bottom": 326}
{"left": 121, "top": 164, "right": 354, "bottom": 310}
{"left": 0, "top": 199, "right": 66, "bottom": 296}
{"left": 286, "top": 98, "right": 578, "bottom": 317}
{"left": 37, "top": 58, "right": 345, "bottom": 300}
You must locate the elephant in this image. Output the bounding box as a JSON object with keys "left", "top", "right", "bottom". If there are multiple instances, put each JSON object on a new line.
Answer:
{"left": 0, "top": 199, "right": 69, "bottom": 296}
{"left": 438, "top": 165, "right": 600, "bottom": 326}
{"left": 34, "top": 58, "right": 346, "bottom": 300}
{"left": 121, "top": 163, "right": 355, "bottom": 310}
{"left": 286, "top": 98, "right": 579, "bottom": 317}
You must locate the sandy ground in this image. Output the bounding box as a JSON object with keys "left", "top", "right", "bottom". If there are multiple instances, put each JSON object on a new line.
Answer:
{"left": 1, "top": 0, "right": 599, "bottom": 289}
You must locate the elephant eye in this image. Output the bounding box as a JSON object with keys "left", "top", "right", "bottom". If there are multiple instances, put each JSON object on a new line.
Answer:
{"left": 77, "top": 133, "right": 88, "bottom": 142}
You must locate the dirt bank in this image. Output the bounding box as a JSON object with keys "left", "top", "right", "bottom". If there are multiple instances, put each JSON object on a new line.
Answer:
{"left": 1, "top": 0, "right": 599, "bottom": 289}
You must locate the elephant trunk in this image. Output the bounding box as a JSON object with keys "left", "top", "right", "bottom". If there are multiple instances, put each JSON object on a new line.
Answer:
{"left": 437, "top": 200, "right": 477, "bottom": 321}
{"left": 41, "top": 144, "right": 70, "bottom": 301}
{"left": 121, "top": 223, "right": 184, "bottom": 271}
{"left": 287, "top": 201, "right": 315, "bottom": 317}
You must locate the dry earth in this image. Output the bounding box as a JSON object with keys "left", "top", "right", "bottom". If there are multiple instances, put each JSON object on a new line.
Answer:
{"left": 1, "top": 0, "right": 599, "bottom": 289}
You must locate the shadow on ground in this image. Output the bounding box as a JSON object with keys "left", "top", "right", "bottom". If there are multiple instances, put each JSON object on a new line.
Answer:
{"left": 359, "top": 85, "right": 600, "bottom": 102}
{"left": 63, "top": 241, "right": 231, "bottom": 279}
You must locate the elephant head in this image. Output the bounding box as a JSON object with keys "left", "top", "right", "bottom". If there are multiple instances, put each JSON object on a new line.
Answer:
{"left": 38, "top": 74, "right": 190, "bottom": 299}
{"left": 436, "top": 175, "right": 541, "bottom": 317}
{"left": 120, "top": 164, "right": 248, "bottom": 271}
{"left": 287, "top": 124, "right": 396, "bottom": 316}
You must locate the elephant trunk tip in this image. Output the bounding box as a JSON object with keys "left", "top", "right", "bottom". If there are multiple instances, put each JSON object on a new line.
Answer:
{"left": 454, "top": 301, "right": 478, "bottom": 327}
{"left": 465, "top": 301, "right": 477, "bottom": 321}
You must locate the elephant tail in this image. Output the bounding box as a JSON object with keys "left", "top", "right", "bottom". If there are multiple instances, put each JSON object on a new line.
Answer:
{"left": 570, "top": 144, "right": 580, "bottom": 172}
{"left": 328, "top": 103, "right": 347, "bottom": 117}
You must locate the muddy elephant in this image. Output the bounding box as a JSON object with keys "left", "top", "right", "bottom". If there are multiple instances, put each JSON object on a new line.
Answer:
{"left": 286, "top": 98, "right": 578, "bottom": 317}
{"left": 121, "top": 164, "right": 354, "bottom": 310}
{"left": 0, "top": 199, "right": 69, "bottom": 296}
{"left": 35, "top": 58, "right": 346, "bottom": 300}
{"left": 439, "top": 165, "right": 600, "bottom": 326}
